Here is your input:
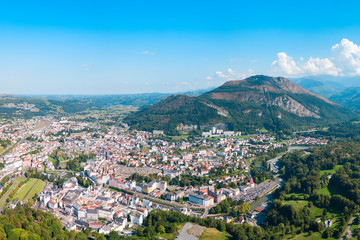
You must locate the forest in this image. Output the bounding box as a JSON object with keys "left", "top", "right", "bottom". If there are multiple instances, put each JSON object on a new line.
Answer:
{"left": 264, "top": 141, "right": 360, "bottom": 239}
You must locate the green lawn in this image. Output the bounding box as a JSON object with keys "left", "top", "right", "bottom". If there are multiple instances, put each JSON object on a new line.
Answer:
{"left": 23, "top": 180, "right": 45, "bottom": 201}
{"left": 291, "top": 232, "right": 334, "bottom": 240}
{"left": 171, "top": 135, "right": 189, "bottom": 141}
{"left": 14, "top": 177, "right": 26, "bottom": 184}
{"left": 319, "top": 184, "right": 341, "bottom": 196}
{"left": 199, "top": 228, "right": 230, "bottom": 240}
{"left": 282, "top": 200, "right": 309, "bottom": 211}
{"left": 320, "top": 165, "right": 343, "bottom": 177}
{"left": 14, "top": 178, "right": 45, "bottom": 201}
{"left": 318, "top": 187, "right": 331, "bottom": 195}
{"left": 49, "top": 157, "right": 59, "bottom": 166}
{"left": 231, "top": 135, "right": 254, "bottom": 140}
{"left": 282, "top": 200, "right": 336, "bottom": 221}
{"left": 285, "top": 193, "right": 305, "bottom": 199}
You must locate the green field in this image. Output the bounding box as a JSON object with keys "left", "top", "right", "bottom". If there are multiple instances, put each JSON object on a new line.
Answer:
{"left": 49, "top": 157, "right": 59, "bottom": 166}
{"left": 14, "top": 177, "right": 26, "bottom": 184}
{"left": 230, "top": 135, "right": 254, "bottom": 140}
{"left": 0, "top": 178, "right": 27, "bottom": 209}
{"left": 282, "top": 200, "right": 339, "bottom": 224}
{"left": 171, "top": 135, "right": 190, "bottom": 141}
{"left": 319, "top": 184, "right": 341, "bottom": 196}
{"left": 291, "top": 232, "right": 336, "bottom": 240}
{"left": 14, "top": 178, "right": 45, "bottom": 201}
{"left": 282, "top": 200, "right": 309, "bottom": 211}
{"left": 199, "top": 228, "right": 230, "bottom": 240}
{"left": 24, "top": 180, "right": 45, "bottom": 201}
{"left": 320, "top": 165, "right": 343, "bottom": 176}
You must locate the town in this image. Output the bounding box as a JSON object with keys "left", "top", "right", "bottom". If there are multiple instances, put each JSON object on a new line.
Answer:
{"left": 0, "top": 115, "right": 327, "bottom": 237}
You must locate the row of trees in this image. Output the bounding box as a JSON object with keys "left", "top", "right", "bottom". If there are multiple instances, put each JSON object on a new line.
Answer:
{"left": 135, "top": 210, "right": 269, "bottom": 240}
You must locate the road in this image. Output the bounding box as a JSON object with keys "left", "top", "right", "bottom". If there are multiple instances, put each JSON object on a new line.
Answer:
{"left": 341, "top": 214, "right": 359, "bottom": 239}
{"left": 130, "top": 190, "right": 205, "bottom": 210}
{"left": 0, "top": 179, "right": 16, "bottom": 212}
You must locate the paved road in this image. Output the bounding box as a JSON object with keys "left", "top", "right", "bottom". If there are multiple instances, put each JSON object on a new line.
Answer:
{"left": 0, "top": 180, "right": 16, "bottom": 212}
{"left": 130, "top": 190, "right": 205, "bottom": 210}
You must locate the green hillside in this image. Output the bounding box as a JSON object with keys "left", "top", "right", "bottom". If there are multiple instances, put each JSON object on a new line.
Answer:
{"left": 329, "top": 87, "right": 360, "bottom": 113}
{"left": 125, "top": 75, "right": 357, "bottom": 133}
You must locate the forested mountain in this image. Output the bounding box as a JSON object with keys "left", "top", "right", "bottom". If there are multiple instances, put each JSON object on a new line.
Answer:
{"left": 292, "top": 78, "right": 346, "bottom": 98}
{"left": 125, "top": 75, "right": 357, "bottom": 133}
{"left": 329, "top": 87, "right": 360, "bottom": 113}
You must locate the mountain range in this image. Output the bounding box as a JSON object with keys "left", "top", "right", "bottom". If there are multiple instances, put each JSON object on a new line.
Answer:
{"left": 329, "top": 87, "right": 360, "bottom": 113}
{"left": 125, "top": 75, "right": 357, "bottom": 133}
{"left": 291, "top": 78, "right": 347, "bottom": 98}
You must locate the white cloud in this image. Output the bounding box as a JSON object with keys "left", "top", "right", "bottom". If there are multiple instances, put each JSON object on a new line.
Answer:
{"left": 214, "top": 68, "right": 252, "bottom": 81}
{"left": 142, "top": 50, "right": 155, "bottom": 55}
{"left": 331, "top": 38, "right": 360, "bottom": 76}
{"left": 302, "top": 57, "right": 338, "bottom": 76}
{"left": 271, "top": 38, "right": 360, "bottom": 77}
{"left": 271, "top": 52, "right": 303, "bottom": 76}
{"left": 229, "top": 58, "right": 242, "bottom": 63}
{"left": 81, "top": 64, "right": 90, "bottom": 71}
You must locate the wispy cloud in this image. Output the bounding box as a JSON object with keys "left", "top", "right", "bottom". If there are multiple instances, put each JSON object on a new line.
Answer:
{"left": 81, "top": 64, "right": 90, "bottom": 71}
{"left": 142, "top": 50, "right": 155, "bottom": 55}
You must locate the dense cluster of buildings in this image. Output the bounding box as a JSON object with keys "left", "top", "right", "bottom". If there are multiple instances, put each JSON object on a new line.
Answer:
{"left": 0, "top": 116, "right": 329, "bottom": 234}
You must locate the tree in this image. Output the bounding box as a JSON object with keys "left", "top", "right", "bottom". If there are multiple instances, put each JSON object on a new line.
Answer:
{"left": 157, "top": 225, "right": 165, "bottom": 234}
{"left": 109, "top": 231, "right": 121, "bottom": 240}
{"left": 238, "top": 202, "right": 250, "bottom": 215}
{"left": 219, "top": 222, "right": 226, "bottom": 232}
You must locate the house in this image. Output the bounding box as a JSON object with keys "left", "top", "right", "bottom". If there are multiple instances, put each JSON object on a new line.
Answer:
{"left": 99, "top": 225, "right": 111, "bottom": 234}
{"left": 324, "top": 219, "right": 332, "bottom": 228}
{"left": 114, "top": 217, "right": 128, "bottom": 230}
{"left": 9, "top": 199, "right": 19, "bottom": 209}
{"left": 114, "top": 209, "right": 123, "bottom": 218}
{"left": 130, "top": 211, "right": 144, "bottom": 226}
{"left": 47, "top": 200, "right": 58, "bottom": 209}
{"left": 224, "top": 216, "right": 233, "bottom": 223}
{"left": 246, "top": 212, "right": 255, "bottom": 219}
{"left": 166, "top": 193, "right": 176, "bottom": 201}
{"left": 89, "top": 222, "right": 103, "bottom": 231}
{"left": 142, "top": 180, "right": 167, "bottom": 194}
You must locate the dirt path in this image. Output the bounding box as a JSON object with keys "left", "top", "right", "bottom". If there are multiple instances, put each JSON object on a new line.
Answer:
{"left": 21, "top": 179, "right": 39, "bottom": 202}
{"left": 342, "top": 214, "right": 358, "bottom": 239}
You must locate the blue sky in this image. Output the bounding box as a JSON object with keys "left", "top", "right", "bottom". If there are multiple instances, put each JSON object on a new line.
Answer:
{"left": 1, "top": 0, "right": 360, "bottom": 94}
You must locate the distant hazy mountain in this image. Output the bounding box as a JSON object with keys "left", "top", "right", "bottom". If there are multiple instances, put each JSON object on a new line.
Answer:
{"left": 329, "top": 87, "right": 360, "bottom": 113}
{"left": 0, "top": 88, "right": 216, "bottom": 118}
{"left": 21, "top": 87, "right": 214, "bottom": 109}
{"left": 125, "top": 75, "right": 356, "bottom": 133}
{"left": 291, "top": 77, "right": 346, "bottom": 98}
{"left": 293, "top": 75, "right": 360, "bottom": 87}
